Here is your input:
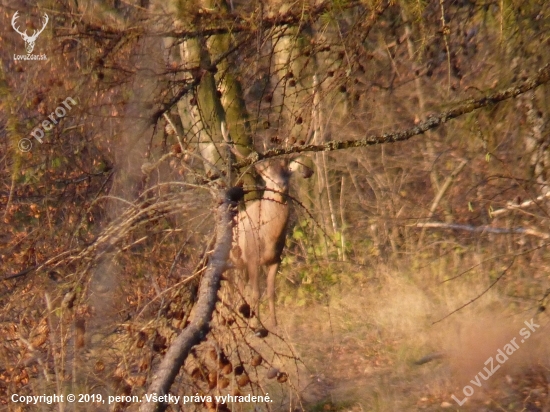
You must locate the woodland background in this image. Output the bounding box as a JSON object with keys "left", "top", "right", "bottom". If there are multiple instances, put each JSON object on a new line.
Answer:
{"left": 1, "top": 0, "right": 550, "bottom": 411}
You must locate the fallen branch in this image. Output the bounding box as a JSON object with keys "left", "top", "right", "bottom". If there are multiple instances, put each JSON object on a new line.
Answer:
{"left": 490, "top": 191, "right": 550, "bottom": 217}
{"left": 413, "top": 221, "right": 550, "bottom": 240}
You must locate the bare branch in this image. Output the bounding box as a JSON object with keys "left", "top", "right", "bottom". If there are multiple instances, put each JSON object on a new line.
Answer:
{"left": 490, "top": 191, "right": 550, "bottom": 217}
{"left": 234, "top": 63, "right": 550, "bottom": 167}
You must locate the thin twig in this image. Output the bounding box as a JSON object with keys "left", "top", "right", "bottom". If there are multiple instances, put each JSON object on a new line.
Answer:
{"left": 433, "top": 258, "right": 516, "bottom": 324}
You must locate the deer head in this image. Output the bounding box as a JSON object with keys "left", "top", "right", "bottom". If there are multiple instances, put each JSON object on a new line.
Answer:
{"left": 255, "top": 159, "right": 292, "bottom": 201}
{"left": 12, "top": 11, "right": 49, "bottom": 54}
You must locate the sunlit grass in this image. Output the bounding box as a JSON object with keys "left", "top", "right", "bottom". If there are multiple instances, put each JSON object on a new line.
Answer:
{"left": 271, "top": 253, "right": 550, "bottom": 411}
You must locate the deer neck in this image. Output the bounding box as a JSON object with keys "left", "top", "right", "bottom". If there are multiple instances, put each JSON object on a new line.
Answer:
{"left": 263, "top": 184, "right": 287, "bottom": 205}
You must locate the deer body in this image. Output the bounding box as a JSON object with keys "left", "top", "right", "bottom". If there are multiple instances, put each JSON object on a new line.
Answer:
{"left": 230, "top": 160, "right": 291, "bottom": 327}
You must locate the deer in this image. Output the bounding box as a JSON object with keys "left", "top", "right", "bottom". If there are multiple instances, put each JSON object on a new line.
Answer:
{"left": 11, "top": 11, "right": 49, "bottom": 54}
{"left": 229, "top": 159, "right": 296, "bottom": 327}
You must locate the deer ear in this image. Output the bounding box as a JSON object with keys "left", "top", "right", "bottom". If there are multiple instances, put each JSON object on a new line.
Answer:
{"left": 289, "top": 157, "right": 314, "bottom": 179}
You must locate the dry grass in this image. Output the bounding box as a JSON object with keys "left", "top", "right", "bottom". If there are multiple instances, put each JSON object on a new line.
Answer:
{"left": 270, "top": 259, "right": 550, "bottom": 411}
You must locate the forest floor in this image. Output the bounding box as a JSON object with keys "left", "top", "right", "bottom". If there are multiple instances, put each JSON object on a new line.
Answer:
{"left": 269, "top": 261, "right": 550, "bottom": 412}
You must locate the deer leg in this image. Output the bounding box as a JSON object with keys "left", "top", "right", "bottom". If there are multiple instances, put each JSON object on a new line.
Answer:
{"left": 266, "top": 262, "right": 279, "bottom": 327}
{"left": 236, "top": 269, "right": 247, "bottom": 302}
{"left": 247, "top": 260, "right": 261, "bottom": 325}
{"left": 229, "top": 269, "right": 246, "bottom": 306}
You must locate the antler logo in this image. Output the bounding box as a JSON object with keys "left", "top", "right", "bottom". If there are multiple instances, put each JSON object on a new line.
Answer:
{"left": 12, "top": 11, "right": 49, "bottom": 54}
